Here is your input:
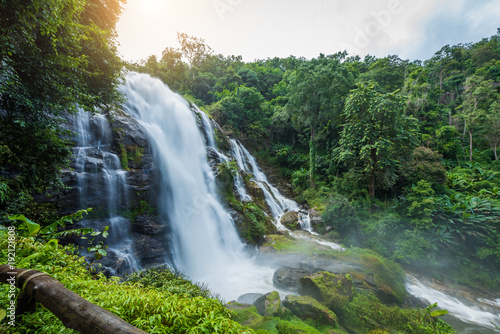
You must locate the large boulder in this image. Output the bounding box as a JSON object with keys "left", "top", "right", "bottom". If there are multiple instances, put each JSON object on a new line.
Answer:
{"left": 280, "top": 211, "right": 300, "bottom": 230}
{"left": 282, "top": 295, "right": 337, "bottom": 327}
{"left": 273, "top": 266, "right": 316, "bottom": 291}
{"left": 247, "top": 181, "right": 265, "bottom": 202}
{"left": 299, "top": 271, "right": 353, "bottom": 312}
{"left": 253, "top": 291, "right": 283, "bottom": 317}
{"left": 226, "top": 302, "right": 263, "bottom": 328}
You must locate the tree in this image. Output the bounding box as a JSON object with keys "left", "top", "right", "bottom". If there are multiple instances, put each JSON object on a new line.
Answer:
{"left": 218, "top": 86, "right": 266, "bottom": 135}
{"left": 286, "top": 55, "right": 354, "bottom": 188}
{"left": 335, "top": 84, "right": 418, "bottom": 198}
{"left": 0, "top": 0, "right": 125, "bottom": 214}
{"left": 177, "top": 32, "right": 213, "bottom": 68}
{"left": 486, "top": 101, "right": 500, "bottom": 160}
{"left": 458, "top": 75, "right": 496, "bottom": 161}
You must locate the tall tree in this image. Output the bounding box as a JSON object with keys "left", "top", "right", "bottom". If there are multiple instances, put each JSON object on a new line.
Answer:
{"left": 486, "top": 101, "right": 500, "bottom": 160}
{"left": 0, "top": 0, "right": 125, "bottom": 214}
{"left": 335, "top": 84, "right": 418, "bottom": 198}
{"left": 458, "top": 75, "right": 496, "bottom": 161}
{"left": 286, "top": 54, "right": 353, "bottom": 188}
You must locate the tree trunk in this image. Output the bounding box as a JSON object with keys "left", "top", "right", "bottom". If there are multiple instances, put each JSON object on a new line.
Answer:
{"left": 0, "top": 265, "right": 147, "bottom": 334}
{"left": 369, "top": 148, "right": 377, "bottom": 198}
{"left": 310, "top": 126, "right": 316, "bottom": 189}
{"left": 469, "top": 128, "right": 473, "bottom": 161}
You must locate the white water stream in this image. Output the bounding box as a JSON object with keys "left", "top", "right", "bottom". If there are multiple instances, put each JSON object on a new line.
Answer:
{"left": 74, "top": 110, "right": 140, "bottom": 275}
{"left": 406, "top": 276, "right": 500, "bottom": 332}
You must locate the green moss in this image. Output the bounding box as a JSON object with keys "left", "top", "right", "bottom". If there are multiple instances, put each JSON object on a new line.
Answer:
{"left": 127, "top": 145, "right": 144, "bottom": 165}
{"left": 336, "top": 248, "right": 406, "bottom": 303}
{"left": 301, "top": 272, "right": 353, "bottom": 313}
{"left": 262, "top": 234, "right": 338, "bottom": 257}
{"left": 283, "top": 295, "right": 337, "bottom": 327}
{"left": 276, "top": 319, "right": 324, "bottom": 334}
{"left": 127, "top": 200, "right": 157, "bottom": 220}
{"left": 117, "top": 142, "right": 128, "bottom": 170}
{"left": 228, "top": 302, "right": 265, "bottom": 327}
{"left": 340, "top": 293, "right": 454, "bottom": 334}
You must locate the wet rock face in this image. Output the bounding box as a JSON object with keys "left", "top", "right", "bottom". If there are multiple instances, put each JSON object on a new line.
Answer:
{"left": 132, "top": 214, "right": 171, "bottom": 267}
{"left": 50, "top": 109, "right": 171, "bottom": 274}
{"left": 282, "top": 294, "right": 337, "bottom": 327}
{"left": 109, "top": 109, "right": 157, "bottom": 205}
{"left": 247, "top": 181, "right": 265, "bottom": 201}
{"left": 273, "top": 266, "right": 317, "bottom": 291}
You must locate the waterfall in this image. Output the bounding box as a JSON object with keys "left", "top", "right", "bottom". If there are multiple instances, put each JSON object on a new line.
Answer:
{"left": 229, "top": 138, "right": 342, "bottom": 250}
{"left": 73, "top": 110, "right": 140, "bottom": 275}
{"left": 120, "top": 72, "right": 274, "bottom": 300}
{"left": 230, "top": 139, "right": 299, "bottom": 225}
{"left": 406, "top": 276, "right": 500, "bottom": 332}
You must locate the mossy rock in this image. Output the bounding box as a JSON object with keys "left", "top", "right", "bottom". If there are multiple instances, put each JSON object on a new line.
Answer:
{"left": 337, "top": 248, "right": 406, "bottom": 304}
{"left": 258, "top": 234, "right": 337, "bottom": 256}
{"left": 282, "top": 294, "right": 337, "bottom": 327}
{"left": 299, "top": 272, "right": 353, "bottom": 313}
{"left": 253, "top": 291, "right": 284, "bottom": 317}
{"left": 280, "top": 211, "right": 301, "bottom": 230}
{"left": 226, "top": 301, "right": 264, "bottom": 327}
{"left": 247, "top": 181, "right": 266, "bottom": 202}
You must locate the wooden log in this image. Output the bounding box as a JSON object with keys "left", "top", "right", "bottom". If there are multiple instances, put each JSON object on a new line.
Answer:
{"left": 0, "top": 265, "right": 147, "bottom": 334}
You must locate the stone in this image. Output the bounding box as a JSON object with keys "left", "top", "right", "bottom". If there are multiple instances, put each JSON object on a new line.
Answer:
{"left": 299, "top": 271, "right": 353, "bottom": 312}
{"left": 133, "top": 233, "right": 170, "bottom": 266}
{"left": 282, "top": 294, "right": 337, "bottom": 327}
{"left": 247, "top": 181, "right": 265, "bottom": 202}
{"left": 309, "top": 207, "right": 323, "bottom": 226}
{"left": 273, "top": 266, "right": 317, "bottom": 291}
{"left": 132, "top": 214, "right": 167, "bottom": 236}
{"left": 280, "top": 211, "right": 300, "bottom": 230}
{"left": 253, "top": 291, "right": 283, "bottom": 317}
{"left": 225, "top": 302, "right": 263, "bottom": 327}
{"left": 237, "top": 293, "right": 264, "bottom": 305}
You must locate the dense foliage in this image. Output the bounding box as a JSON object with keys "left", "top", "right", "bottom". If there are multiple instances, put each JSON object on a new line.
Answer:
{"left": 133, "top": 31, "right": 500, "bottom": 288}
{"left": 0, "top": 0, "right": 125, "bottom": 218}
{"left": 0, "top": 230, "right": 249, "bottom": 333}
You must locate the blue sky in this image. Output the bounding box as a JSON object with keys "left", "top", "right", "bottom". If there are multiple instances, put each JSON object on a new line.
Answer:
{"left": 116, "top": 0, "right": 500, "bottom": 63}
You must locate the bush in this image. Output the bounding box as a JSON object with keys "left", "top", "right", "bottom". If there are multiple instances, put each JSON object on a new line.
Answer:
{"left": 322, "top": 195, "right": 360, "bottom": 235}
{"left": 0, "top": 231, "right": 250, "bottom": 334}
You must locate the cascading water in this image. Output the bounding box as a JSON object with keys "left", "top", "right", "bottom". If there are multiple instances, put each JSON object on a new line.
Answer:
{"left": 406, "top": 276, "right": 500, "bottom": 333}
{"left": 230, "top": 140, "right": 300, "bottom": 225}
{"left": 73, "top": 110, "right": 140, "bottom": 275}
{"left": 196, "top": 108, "right": 251, "bottom": 202}
{"left": 229, "top": 139, "right": 343, "bottom": 250}
{"left": 120, "top": 72, "right": 275, "bottom": 300}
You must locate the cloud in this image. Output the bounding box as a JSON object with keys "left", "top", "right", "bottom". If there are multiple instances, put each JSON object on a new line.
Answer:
{"left": 116, "top": 0, "right": 500, "bottom": 62}
{"left": 406, "top": 0, "right": 500, "bottom": 60}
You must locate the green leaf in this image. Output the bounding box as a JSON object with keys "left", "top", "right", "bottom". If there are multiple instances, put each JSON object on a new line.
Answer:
{"left": 431, "top": 309, "right": 448, "bottom": 317}
{"left": 0, "top": 309, "right": 6, "bottom": 322}
{"left": 8, "top": 214, "right": 41, "bottom": 237}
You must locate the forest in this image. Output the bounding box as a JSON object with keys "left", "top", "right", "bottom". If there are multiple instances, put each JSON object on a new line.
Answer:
{"left": 1, "top": 0, "right": 499, "bottom": 333}
{"left": 132, "top": 30, "right": 500, "bottom": 288}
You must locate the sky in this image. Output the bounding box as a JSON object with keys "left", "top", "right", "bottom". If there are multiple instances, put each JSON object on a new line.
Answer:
{"left": 116, "top": 0, "right": 500, "bottom": 63}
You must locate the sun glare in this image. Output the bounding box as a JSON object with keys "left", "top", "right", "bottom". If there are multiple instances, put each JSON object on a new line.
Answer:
{"left": 143, "top": 0, "right": 160, "bottom": 11}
